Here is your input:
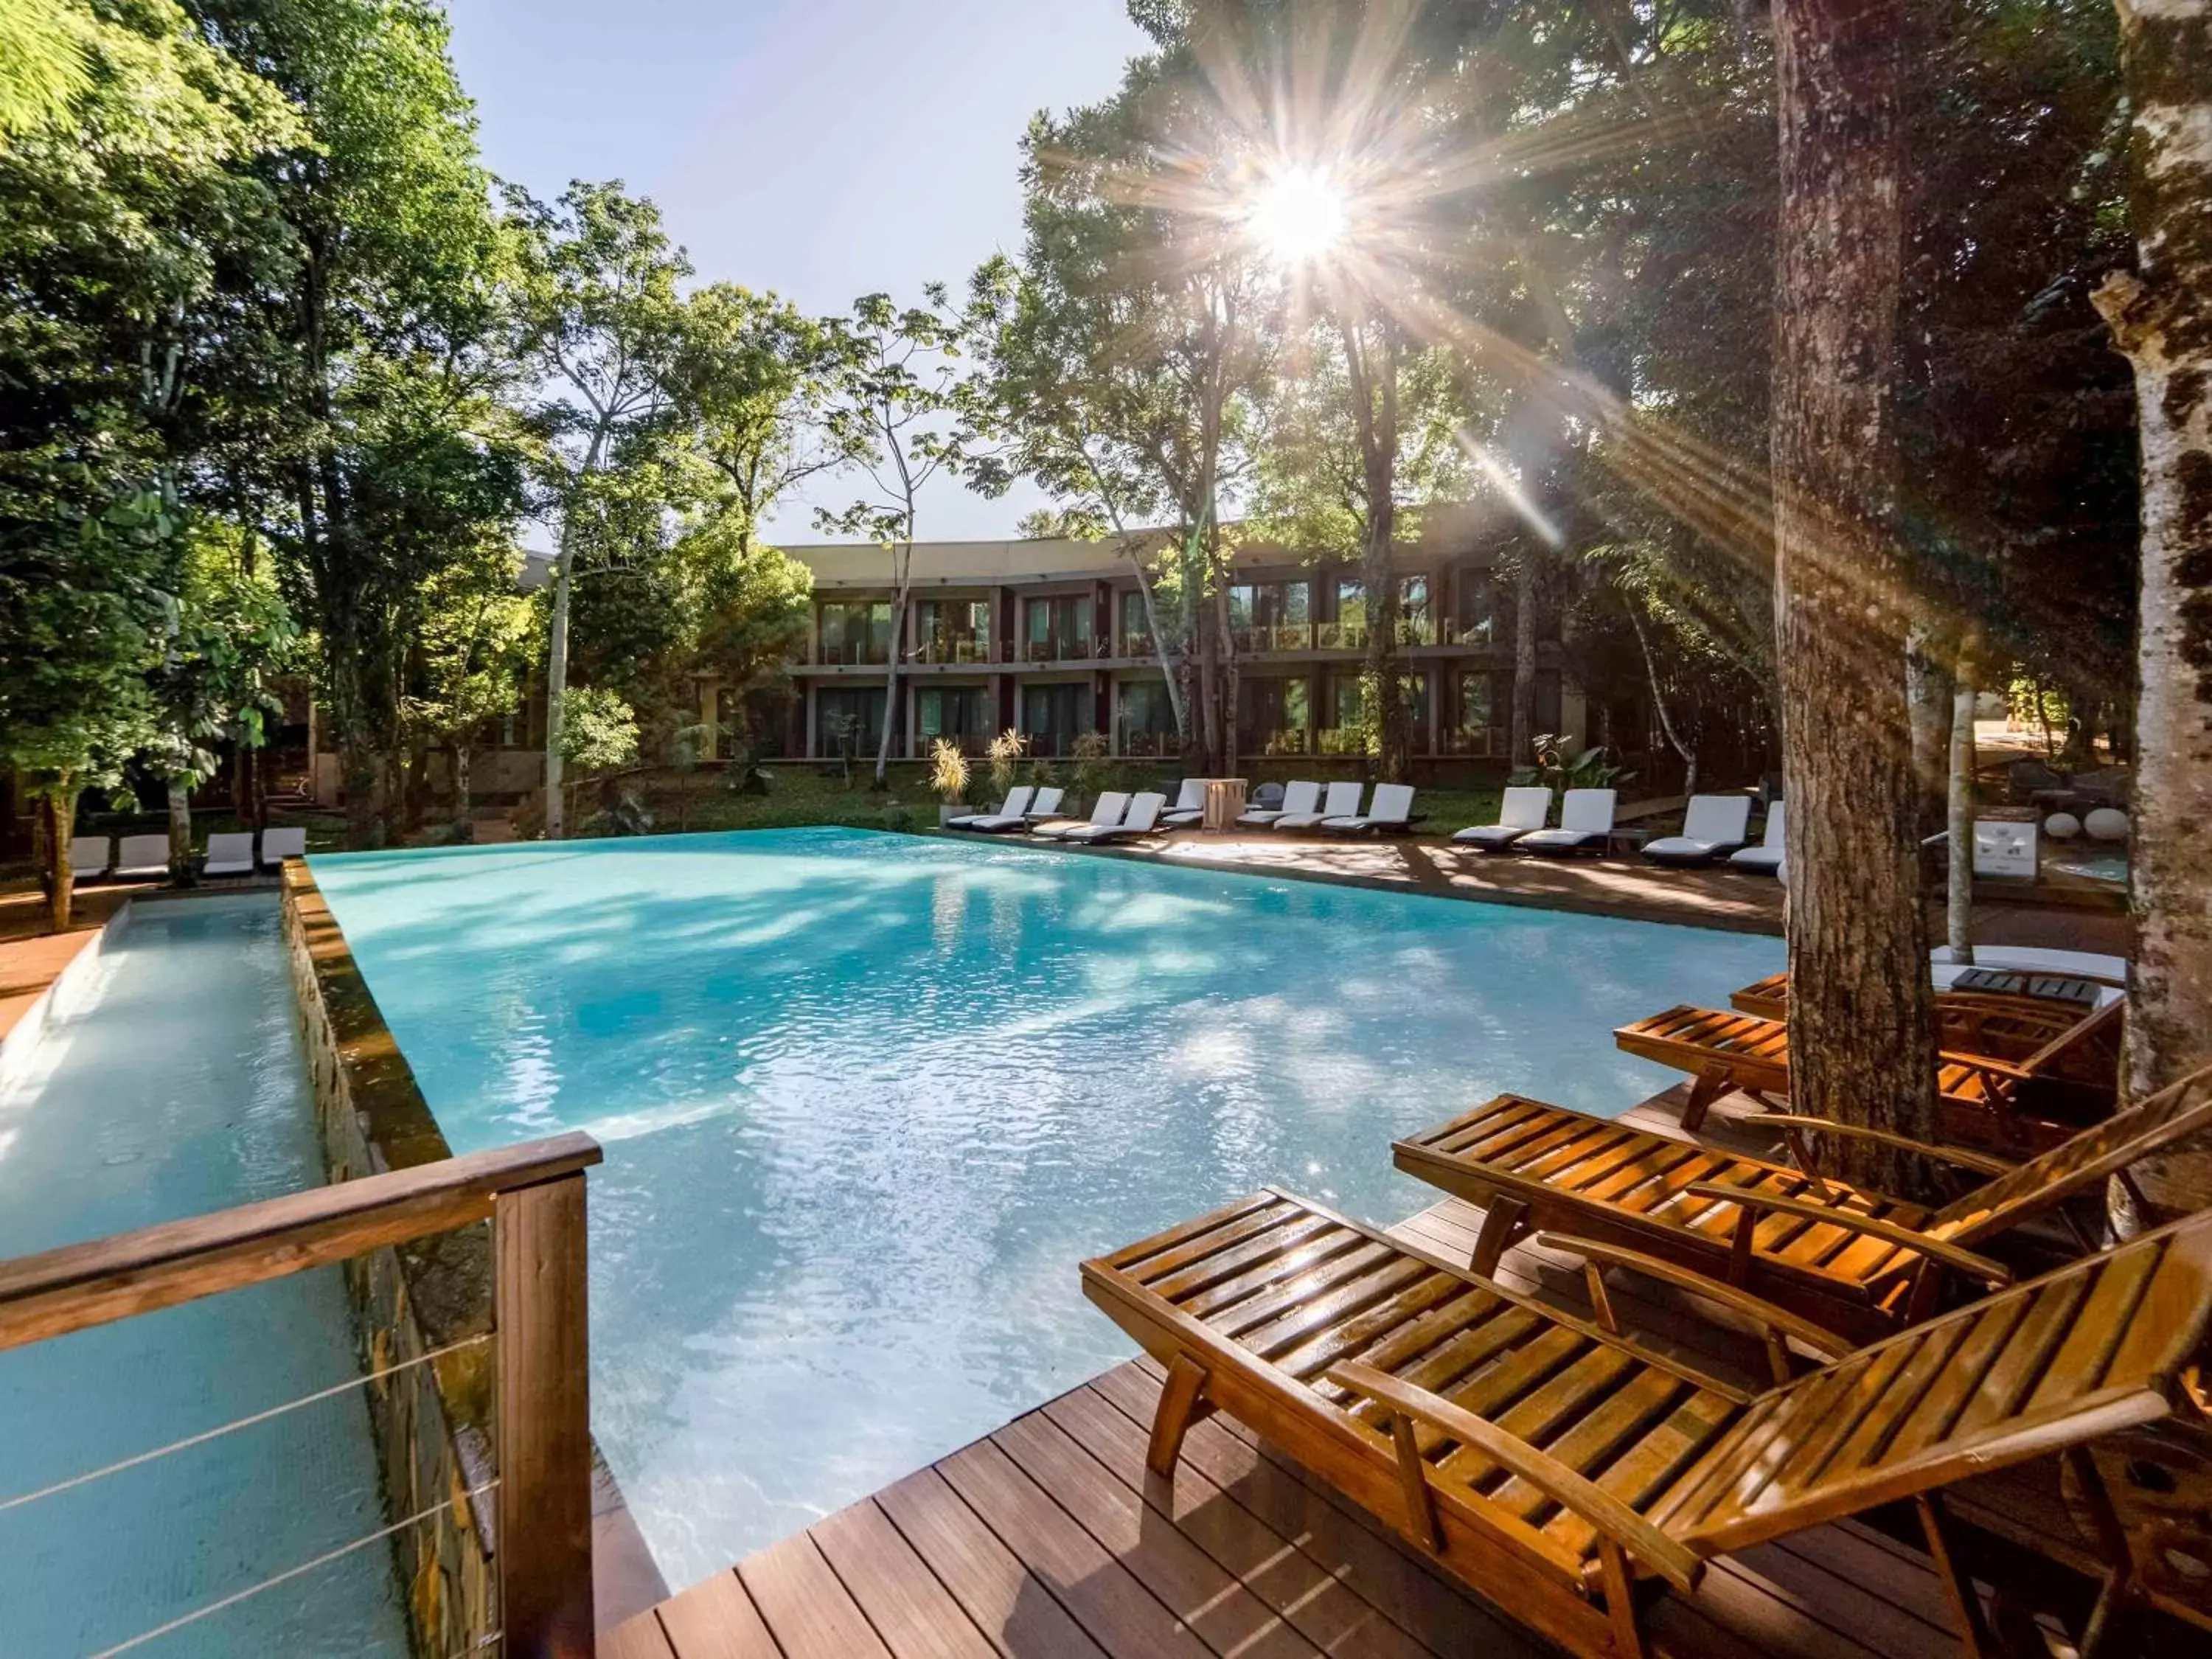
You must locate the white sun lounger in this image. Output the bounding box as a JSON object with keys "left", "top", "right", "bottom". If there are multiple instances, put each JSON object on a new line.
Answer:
{"left": 1728, "top": 801, "right": 1785, "bottom": 874}
{"left": 1239, "top": 779, "right": 1319, "bottom": 827}
{"left": 1063, "top": 790, "right": 1165, "bottom": 844}
{"left": 1159, "top": 779, "right": 1207, "bottom": 829}
{"left": 203, "top": 832, "right": 257, "bottom": 877}
{"left": 1451, "top": 786, "right": 1551, "bottom": 850}
{"left": 1321, "top": 782, "right": 1416, "bottom": 835}
{"left": 1517, "top": 788, "right": 1618, "bottom": 856}
{"left": 68, "top": 835, "right": 112, "bottom": 883}
{"left": 952, "top": 785, "right": 1035, "bottom": 833}
{"left": 113, "top": 834, "right": 171, "bottom": 880}
{"left": 1641, "top": 793, "right": 1752, "bottom": 865}
{"left": 260, "top": 827, "right": 307, "bottom": 866}
{"left": 1023, "top": 787, "right": 1066, "bottom": 821}
{"left": 1035, "top": 792, "right": 1128, "bottom": 840}
{"left": 1274, "top": 779, "right": 1362, "bottom": 832}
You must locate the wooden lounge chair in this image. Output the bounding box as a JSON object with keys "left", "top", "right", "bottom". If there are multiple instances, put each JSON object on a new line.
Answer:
{"left": 1615, "top": 998, "right": 2122, "bottom": 1152}
{"left": 1732, "top": 970, "right": 2110, "bottom": 1026}
{"left": 1390, "top": 1062, "right": 2212, "bottom": 1343}
{"left": 1084, "top": 1187, "right": 2212, "bottom": 1659}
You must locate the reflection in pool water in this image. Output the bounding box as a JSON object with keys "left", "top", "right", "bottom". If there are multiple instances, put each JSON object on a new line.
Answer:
{"left": 310, "top": 827, "right": 1783, "bottom": 1586}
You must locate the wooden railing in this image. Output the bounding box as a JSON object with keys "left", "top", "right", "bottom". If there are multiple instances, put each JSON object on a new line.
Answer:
{"left": 0, "top": 1132, "right": 604, "bottom": 1659}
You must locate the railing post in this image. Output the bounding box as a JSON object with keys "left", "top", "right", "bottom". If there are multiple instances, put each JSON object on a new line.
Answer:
{"left": 496, "top": 1172, "right": 594, "bottom": 1658}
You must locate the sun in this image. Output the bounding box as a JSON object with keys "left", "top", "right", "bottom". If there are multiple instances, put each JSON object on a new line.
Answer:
{"left": 1245, "top": 165, "right": 1350, "bottom": 269}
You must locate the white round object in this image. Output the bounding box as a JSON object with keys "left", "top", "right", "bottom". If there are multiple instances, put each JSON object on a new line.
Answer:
{"left": 2042, "top": 812, "right": 2082, "bottom": 841}
{"left": 2084, "top": 807, "right": 2131, "bottom": 843}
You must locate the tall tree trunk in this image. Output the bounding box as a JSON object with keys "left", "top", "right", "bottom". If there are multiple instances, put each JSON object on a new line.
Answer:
{"left": 41, "top": 789, "right": 75, "bottom": 934}
{"left": 1770, "top": 0, "right": 1938, "bottom": 1191}
{"left": 1630, "top": 602, "right": 1698, "bottom": 797}
{"left": 166, "top": 779, "right": 194, "bottom": 886}
{"left": 1196, "top": 580, "right": 1224, "bottom": 773}
{"left": 543, "top": 549, "right": 574, "bottom": 839}
{"left": 1362, "top": 507, "right": 1407, "bottom": 780}
{"left": 1509, "top": 549, "right": 1538, "bottom": 766}
{"left": 1947, "top": 655, "right": 1978, "bottom": 964}
{"left": 1905, "top": 623, "right": 1954, "bottom": 839}
{"left": 873, "top": 580, "right": 909, "bottom": 790}
{"left": 1124, "top": 543, "right": 1189, "bottom": 743}
{"left": 2093, "top": 0, "right": 2212, "bottom": 1213}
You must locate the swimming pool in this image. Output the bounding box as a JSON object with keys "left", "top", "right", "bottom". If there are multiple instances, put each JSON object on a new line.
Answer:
{"left": 0, "top": 894, "right": 407, "bottom": 1658}
{"left": 310, "top": 827, "right": 1783, "bottom": 1587}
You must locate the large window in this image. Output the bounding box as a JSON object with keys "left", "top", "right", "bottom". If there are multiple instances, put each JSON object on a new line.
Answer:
{"left": 1397, "top": 575, "right": 1433, "bottom": 644}
{"left": 917, "top": 686, "right": 990, "bottom": 751}
{"left": 1447, "top": 670, "right": 1502, "bottom": 756}
{"left": 1318, "top": 671, "right": 1430, "bottom": 754}
{"left": 1228, "top": 580, "right": 1311, "bottom": 651}
{"left": 815, "top": 686, "right": 886, "bottom": 758}
{"left": 1455, "top": 571, "right": 1496, "bottom": 646}
{"left": 818, "top": 600, "right": 894, "bottom": 665}
{"left": 1327, "top": 579, "right": 1367, "bottom": 649}
{"left": 1024, "top": 597, "right": 1094, "bottom": 663}
{"left": 914, "top": 599, "right": 990, "bottom": 664}
{"left": 1237, "top": 677, "right": 1311, "bottom": 756}
{"left": 1119, "top": 589, "right": 1154, "bottom": 656}
{"left": 1116, "top": 678, "right": 1179, "bottom": 757}
{"left": 1020, "top": 683, "right": 1091, "bottom": 756}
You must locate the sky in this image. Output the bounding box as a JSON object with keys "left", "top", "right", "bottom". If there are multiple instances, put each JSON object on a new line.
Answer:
{"left": 443, "top": 0, "right": 1154, "bottom": 546}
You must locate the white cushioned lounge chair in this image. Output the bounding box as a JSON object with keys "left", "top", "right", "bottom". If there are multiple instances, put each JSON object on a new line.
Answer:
{"left": 1063, "top": 790, "right": 1165, "bottom": 844}
{"left": 1641, "top": 793, "right": 1752, "bottom": 866}
{"left": 260, "top": 827, "right": 307, "bottom": 866}
{"left": 1238, "top": 779, "right": 1318, "bottom": 827}
{"left": 1728, "top": 801, "right": 1785, "bottom": 874}
{"left": 1517, "top": 787, "right": 1617, "bottom": 857}
{"left": 113, "top": 834, "right": 170, "bottom": 880}
{"left": 68, "top": 835, "right": 111, "bottom": 884}
{"left": 946, "top": 786, "right": 1032, "bottom": 830}
{"left": 1320, "top": 782, "right": 1416, "bottom": 835}
{"left": 1159, "top": 779, "right": 1207, "bottom": 829}
{"left": 1274, "top": 779, "right": 1361, "bottom": 832}
{"left": 1022, "top": 786, "right": 1065, "bottom": 821}
{"left": 203, "top": 832, "right": 257, "bottom": 877}
{"left": 1451, "top": 785, "right": 1551, "bottom": 850}
{"left": 1035, "top": 792, "right": 1127, "bottom": 840}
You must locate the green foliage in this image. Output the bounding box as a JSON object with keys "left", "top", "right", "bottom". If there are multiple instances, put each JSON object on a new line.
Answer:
{"left": 144, "top": 524, "right": 301, "bottom": 785}
{"left": 583, "top": 784, "right": 655, "bottom": 838}
{"left": 985, "top": 727, "right": 1025, "bottom": 797}
{"left": 1509, "top": 738, "right": 1632, "bottom": 795}
{"left": 557, "top": 684, "right": 639, "bottom": 773}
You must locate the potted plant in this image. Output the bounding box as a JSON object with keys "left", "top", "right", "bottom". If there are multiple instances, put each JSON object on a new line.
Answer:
{"left": 931, "top": 739, "right": 972, "bottom": 826}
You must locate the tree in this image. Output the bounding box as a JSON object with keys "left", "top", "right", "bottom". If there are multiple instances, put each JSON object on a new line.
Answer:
{"left": 1770, "top": 0, "right": 1940, "bottom": 1183}
{"left": 967, "top": 254, "right": 1189, "bottom": 746}
{"left": 2093, "top": 0, "right": 2212, "bottom": 1211}
{"left": 507, "top": 180, "right": 690, "bottom": 838}
{"left": 816, "top": 287, "right": 983, "bottom": 790}
{"left": 403, "top": 546, "right": 538, "bottom": 821}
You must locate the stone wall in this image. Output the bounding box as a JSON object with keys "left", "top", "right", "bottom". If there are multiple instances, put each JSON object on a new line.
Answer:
{"left": 282, "top": 863, "right": 497, "bottom": 1659}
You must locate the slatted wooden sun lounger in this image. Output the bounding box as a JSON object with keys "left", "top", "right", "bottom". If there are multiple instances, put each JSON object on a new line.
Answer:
{"left": 1391, "top": 1062, "right": 2212, "bottom": 1343}
{"left": 1615, "top": 998, "right": 2123, "bottom": 1151}
{"left": 1083, "top": 1189, "right": 2212, "bottom": 1659}
{"left": 1732, "top": 970, "right": 2109, "bottom": 1026}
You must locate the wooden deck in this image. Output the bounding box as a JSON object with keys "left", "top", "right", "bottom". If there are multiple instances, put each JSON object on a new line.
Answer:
{"left": 602, "top": 1082, "right": 2174, "bottom": 1659}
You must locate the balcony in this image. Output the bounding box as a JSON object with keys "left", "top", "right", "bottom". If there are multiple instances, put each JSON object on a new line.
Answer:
{"left": 1440, "top": 724, "right": 1507, "bottom": 758}
{"left": 815, "top": 640, "right": 891, "bottom": 667}
{"left": 1315, "top": 726, "right": 1369, "bottom": 756}
{"left": 1122, "top": 631, "right": 1156, "bottom": 658}
{"left": 1313, "top": 622, "right": 1367, "bottom": 651}
{"left": 913, "top": 636, "right": 992, "bottom": 666}
{"left": 1230, "top": 623, "right": 1315, "bottom": 654}
{"left": 1024, "top": 637, "right": 1107, "bottom": 664}
{"left": 1239, "top": 727, "right": 1311, "bottom": 757}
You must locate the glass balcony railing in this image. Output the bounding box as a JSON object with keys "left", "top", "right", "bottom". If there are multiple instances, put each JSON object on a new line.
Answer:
{"left": 1024, "top": 637, "right": 1106, "bottom": 664}
{"left": 1122, "top": 631, "right": 1156, "bottom": 658}
{"left": 1230, "top": 624, "right": 1316, "bottom": 654}
{"left": 913, "top": 636, "right": 991, "bottom": 665}
{"left": 1315, "top": 726, "right": 1368, "bottom": 756}
{"left": 1397, "top": 617, "right": 1438, "bottom": 647}
{"left": 815, "top": 640, "right": 891, "bottom": 666}
{"left": 1119, "top": 729, "right": 1175, "bottom": 758}
{"left": 1439, "top": 725, "right": 1507, "bottom": 758}
{"left": 1313, "top": 622, "right": 1367, "bottom": 651}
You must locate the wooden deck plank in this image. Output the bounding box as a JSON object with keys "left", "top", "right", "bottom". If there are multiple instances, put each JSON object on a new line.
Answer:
{"left": 987, "top": 1406, "right": 1327, "bottom": 1659}
{"left": 1087, "top": 1362, "right": 1512, "bottom": 1658}
{"left": 874, "top": 1467, "right": 1113, "bottom": 1659}
{"left": 1040, "top": 1382, "right": 1440, "bottom": 1659}
{"left": 653, "top": 1568, "right": 783, "bottom": 1659}
{"left": 811, "top": 1498, "right": 999, "bottom": 1659}
{"left": 737, "top": 1531, "right": 895, "bottom": 1659}
{"left": 936, "top": 1436, "right": 1216, "bottom": 1659}
{"left": 602, "top": 1607, "right": 683, "bottom": 1659}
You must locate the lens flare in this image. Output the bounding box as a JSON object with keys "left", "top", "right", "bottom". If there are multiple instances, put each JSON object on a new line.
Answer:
{"left": 1245, "top": 166, "right": 1349, "bottom": 268}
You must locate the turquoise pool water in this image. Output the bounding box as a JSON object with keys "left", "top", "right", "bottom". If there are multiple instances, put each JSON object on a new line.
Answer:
{"left": 310, "top": 827, "right": 1783, "bottom": 1587}
{"left": 0, "top": 894, "right": 406, "bottom": 1658}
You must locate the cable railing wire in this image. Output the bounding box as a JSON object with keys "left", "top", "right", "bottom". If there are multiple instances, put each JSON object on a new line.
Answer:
{"left": 0, "top": 1331, "right": 494, "bottom": 1516}
{"left": 83, "top": 1479, "right": 499, "bottom": 1659}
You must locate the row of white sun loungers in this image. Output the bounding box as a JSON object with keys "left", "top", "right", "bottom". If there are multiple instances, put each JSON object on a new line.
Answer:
{"left": 947, "top": 779, "right": 1425, "bottom": 844}
{"left": 69, "top": 827, "right": 306, "bottom": 883}
{"left": 1453, "top": 787, "right": 1785, "bottom": 872}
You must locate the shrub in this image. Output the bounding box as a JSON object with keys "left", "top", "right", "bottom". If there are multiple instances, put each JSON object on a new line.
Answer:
{"left": 929, "top": 739, "right": 971, "bottom": 802}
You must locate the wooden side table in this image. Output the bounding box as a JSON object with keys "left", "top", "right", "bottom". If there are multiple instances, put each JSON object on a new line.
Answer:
{"left": 1200, "top": 778, "right": 1248, "bottom": 832}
